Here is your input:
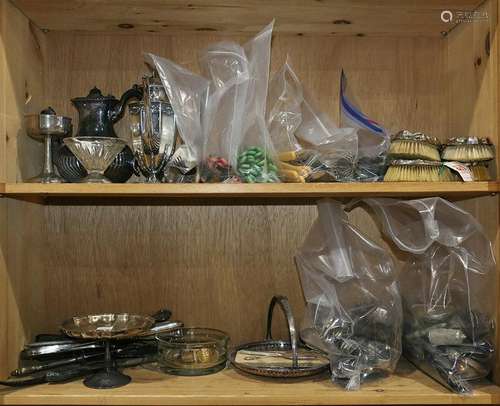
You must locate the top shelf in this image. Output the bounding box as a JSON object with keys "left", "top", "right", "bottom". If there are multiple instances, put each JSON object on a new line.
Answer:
{"left": 11, "top": 0, "right": 481, "bottom": 36}
{"left": 1, "top": 182, "right": 498, "bottom": 204}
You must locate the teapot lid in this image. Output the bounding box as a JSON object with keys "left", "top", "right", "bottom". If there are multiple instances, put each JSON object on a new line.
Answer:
{"left": 71, "top": 86, "right": 117, "bottom": 102}
{"left": 40, "top": 106, "right": 57, "bottom": 115}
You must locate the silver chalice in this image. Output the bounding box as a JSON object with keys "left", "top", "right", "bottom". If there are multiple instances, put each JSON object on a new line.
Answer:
{"left": 25, "top": 107, "right": 72, "bottom": 183}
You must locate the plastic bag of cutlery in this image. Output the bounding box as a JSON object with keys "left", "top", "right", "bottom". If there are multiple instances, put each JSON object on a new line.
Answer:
{"left": 340, "top": 70, "right": 389, "bottom": 181}
{"left": 146, "top": 53, "right": 210, "bottom": 181}
{"left": 361, "top": 197, "right": 496, "bottom": 394}
{"left": 296, "top": 199, "right": 402, "bottom": 390}
{"left": 267, "top": 59, "right": 358, "bottom": 182}
{"left": 297, "top": 98, "right": 358, "bottom": 182}
{"left": 266, "top": 58, "right": 308, "bottom": 182}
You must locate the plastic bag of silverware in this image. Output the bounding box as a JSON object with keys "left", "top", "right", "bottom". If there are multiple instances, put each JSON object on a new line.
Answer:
{"left": 295, "top": 199, "right": 402, "bottom": 390}
{"left": 340, "top": 70, "right": 390, "bottom": 181}
{"left": 361, "top": 197, "right": 496, "bottom": 394}
{"left": 267, "top": 58, "right": 358, "bottom": 183}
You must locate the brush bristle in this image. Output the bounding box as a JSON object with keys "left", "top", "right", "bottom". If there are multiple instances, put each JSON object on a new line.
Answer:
{"left": 384, "top": 165, "right": 456, "bottom": 182}
{"left": 471, "top": 165, "right": 491, "bottom": 181}
{"left": 442, "top": 144, "right": 494, "bottom": 162}
{"left": 388, "top": 140, "right": 440, "bottom": 161}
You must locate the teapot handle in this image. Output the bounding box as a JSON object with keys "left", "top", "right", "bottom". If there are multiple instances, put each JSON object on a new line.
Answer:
{"left": 109, "top": 84, "right": 143, "bottom": 123}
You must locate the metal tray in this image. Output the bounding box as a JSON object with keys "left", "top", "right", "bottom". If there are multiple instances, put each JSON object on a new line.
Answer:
{"left": 229, "top": 295, "right": 329, "bottom": 378}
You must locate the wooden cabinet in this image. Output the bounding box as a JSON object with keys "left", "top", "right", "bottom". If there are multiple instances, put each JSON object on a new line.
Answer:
{"left": 0, "top": 0, "right": 499, "bottom": 404}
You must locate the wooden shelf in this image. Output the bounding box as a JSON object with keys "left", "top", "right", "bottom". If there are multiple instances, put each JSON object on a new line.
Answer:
{"left": 1, "top": 360, "right": 499, "bottom": 405}
{"left": 11, "top": 0, "right": 479, "bottom": 36}
{"left": 0, "top": 182, "right": 498, "bottom": 204}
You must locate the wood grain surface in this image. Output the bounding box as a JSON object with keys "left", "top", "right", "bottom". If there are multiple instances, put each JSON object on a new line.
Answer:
{"left": 11, "top": 0, "right": 482, "bottom": 36}
{"left": 1, "top": 0, "right": 500, "bottom": 394}
{"left": 29, "top": 30, "right": 447, "bottom": 344}
{"left": 447, "top": 0, "right": 500, "bottom": 383}
{"left": 0, "top": 0, "right": 46, "bottom": 378}
{"left": 1, "top": 359, "right": 500, "bottom": 405}
{"left": 42, "top": 32, "right": 450, "bottom": 144}
{"left": 2, "top": 182, "right": 498, "bottom": 199}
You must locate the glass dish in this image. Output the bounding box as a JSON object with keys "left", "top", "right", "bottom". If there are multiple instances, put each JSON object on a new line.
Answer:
{"left": 157, "top": 328, "right": 229, "bottom": 376}
{"left": 63, "top": 136, "right": 127, "bottom": 183}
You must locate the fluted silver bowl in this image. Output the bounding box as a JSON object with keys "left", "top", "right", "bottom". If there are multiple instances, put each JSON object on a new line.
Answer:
{"left": 61, "top": 313, "right": 155, "bottom": 340}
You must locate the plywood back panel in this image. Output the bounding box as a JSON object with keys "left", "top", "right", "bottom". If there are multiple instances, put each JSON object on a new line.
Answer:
{"left": 43, "top": 31, "right": 449, "bottom": 143}
{"left": 40, "top": 205, "right": 314, "bottom": 342}
{"left": 33, "top": 194, "right": 498, "bottom": 347}
{"left": 37, "top": 202, "right": 407, "bottom": 344}
{"left": 27, "top": 31, "right": 451, "bottom": 344}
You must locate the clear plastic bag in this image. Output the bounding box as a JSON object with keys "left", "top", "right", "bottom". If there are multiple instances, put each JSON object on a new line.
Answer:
{"left": 198, "top": 42, "right": 250, "bottom": 182}
{"left": 359, "top": 197, "right": 496, "bottom": 394}
{"left": 267, "top": 59, "right": 304, "bottom": 157}
{"left": 266, "top": 59, "right": 311, "bottom": 182}
{"left": 340, "top": 70, "right": 389, "bottom": 181}
{"left": 236, "top": 21, "right": 280, "bottom": 183}
{"left": 267, "top": 59, "right": 358, "bottom": 182}
{"left": 146, "top": 53, "right": 210, "bottom": 182}
{"left": 297, "top": 97, "right": 358, "bottom": 182}
{"left": 296, "top": 199, "right": 402, "bottom": 390}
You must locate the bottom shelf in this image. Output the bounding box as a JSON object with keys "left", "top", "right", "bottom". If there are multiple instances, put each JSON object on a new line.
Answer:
{"left": 1, "top": 360, "right": 499, "bottom": 405}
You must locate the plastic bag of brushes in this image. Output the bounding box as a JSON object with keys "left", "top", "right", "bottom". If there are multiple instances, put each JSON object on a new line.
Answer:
{"left": 146, "top": 53, "right": 210, "bottom": 182}
{"left": 235, "top": 21, "right": 280, "bottom": 183}
{"left": 198, "top": 41, "right": 250, "bottom": 182}
{"left": 340, "top": 70, "right": 390, "bottom": 181}
{"left": 267, "top": 59, "right": 358, "bottom": 182}
{"left": 295, "top": 199, "right": 403, "bottom": 390}
{"left": 357, "top": 197, "right": 496, "bottom": 394}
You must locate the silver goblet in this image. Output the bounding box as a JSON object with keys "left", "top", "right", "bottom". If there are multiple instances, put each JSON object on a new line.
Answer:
{"left": 25, "top": 107, "right": 72, "bottom": 183}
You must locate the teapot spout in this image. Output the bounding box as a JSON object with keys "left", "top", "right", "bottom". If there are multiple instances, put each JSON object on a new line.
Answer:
{"left": 109, "top": 84, "right": 143, "bottom": 123}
